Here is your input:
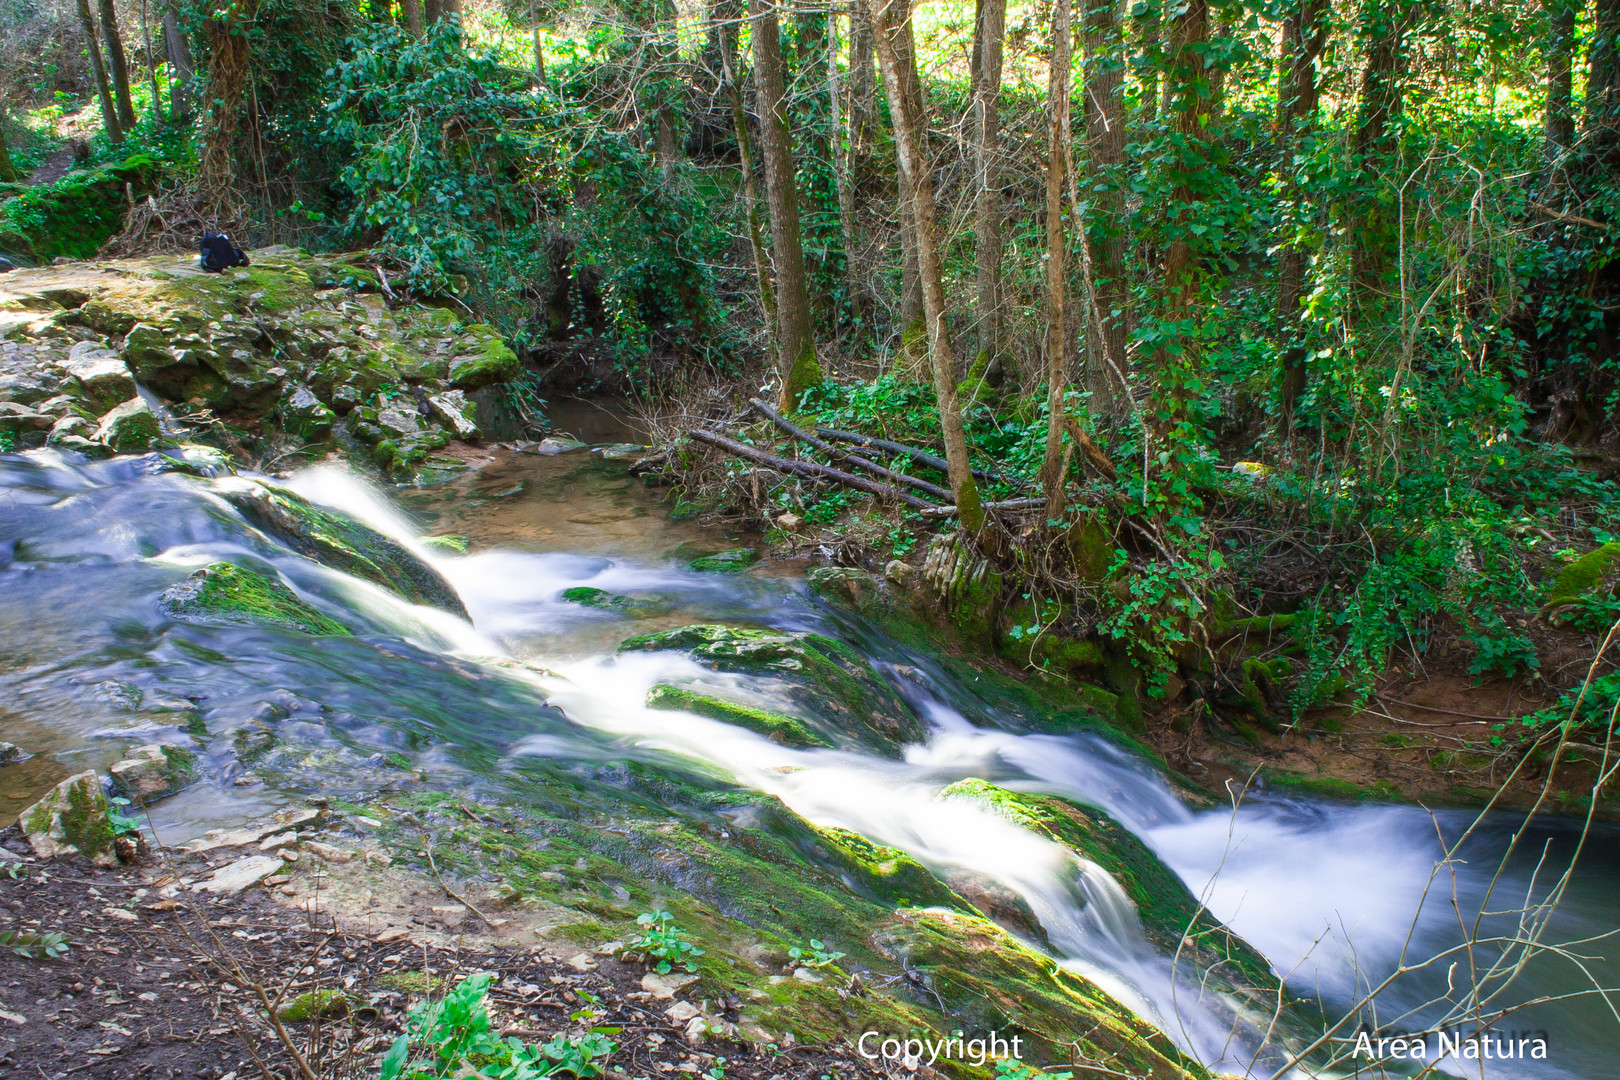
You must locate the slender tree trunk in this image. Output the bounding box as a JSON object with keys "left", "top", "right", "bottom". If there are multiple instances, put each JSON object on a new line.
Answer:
{"left": 872, "top": 0, "right": 984, "bottom": 531}
{"left": 0, "top": 105, "right": 19, "bottom": 182}
{"left": 890, "top": 1, "right": 925, "bottom": 364}
{"left": 76, "top": 0, "right": 124, "bottom": 143}
{"left": 99, "top": 0, "right": 138, "bottom": 130}
{"left": 1276, "top": 0, "right": 1326, "bottom": 431}
{"left": 162, "top": 6, "right": 194, "bottom": 120}
{"left": 425, "top": 0, "right": 442, "bottom": 26}
{"left": 1350, "top": 2, "right": 1408, "bottom": 304}
{"left": 1081, "top": 0, "right": 1125, "bottom": 419}
{"left": 1039, "top": 0, "right": 1073, "bottom": 517}
{"left": 1544, "top": 0, "right": 1576, "bottom": 160}
{"left": 753, "top": 0, "right": 824, "bottom": 407}
{"left": 140, "top": 0, "right": 162, "bottom": 122}
{"left": 1586, "top": 0, "right": 1620, "bottom": 139}
{"left": 828, "top": 12, "right": 864, "bottom": 317}
{"left": 848, "top": 0, "right": 875, "bottom": 157}
{"left": 969, "top": 0, "right": 1006, "bottom": 383}
{"left": 402, "top": 0, "right": 423, "bottom": 36}
{"left": 720, "top": 0, "right": 774, "bottom": 322}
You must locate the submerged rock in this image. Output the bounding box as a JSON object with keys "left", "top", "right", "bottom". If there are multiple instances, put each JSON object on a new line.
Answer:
{"left": 618, "top": 625, "right": 924, "bottom": 752}
{"left": 109, "top": 744, "right": 199, "bottom": 806}
{"left": 159, "top": 563, "right": 351, "bottom": 636}
{"left": 645, "top": 684, "right": 832, "bottom": 748}
{"left": 223, "top": 481, "right": 468, "bottom": 618}
{"left": 17, "top": 770, "right": 119, "bottom": 865}
{"left": 688, "top": 548, "right": 759, "bottom": 574}
{"left": 561, "top": 586, "right": 670, "bottom": 619}
{"left": 0, "top": 741, "right": 30, "bottom": 765}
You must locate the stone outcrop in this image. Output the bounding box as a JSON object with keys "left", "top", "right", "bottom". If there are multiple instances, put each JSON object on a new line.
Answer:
{"left": 108, "top": 744, "right": 200, "bottom": 806}
{"left": 17, "top": 771, "right": 119, "bottom": 865}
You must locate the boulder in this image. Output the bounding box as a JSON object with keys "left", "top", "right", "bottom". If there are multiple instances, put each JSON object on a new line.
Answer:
{"left": 0, "top": 402, "right": 54, "bottom": 446}
{"left": 376, "top": 404, "right": 422, "bottom": 438}
{"left": 560, "top": 586, "right": 669, "bottom": 618}
{"left": 536, "top": 437, "right": 587, "bottom": 455}
{"left": 0, "top": 741, "right": 30, "bottom": 765}
{"left": 446, "top": 326, "right": 519, "bottom": 390}
{"left": 60, "top": 343, "right": 137, "bottom": 411}
{"left": 426, "top": 390, "right": 480, "bottom": 440}
{"left": 108, "top": 744, "right": 199, "bottom": 806}
{"left": 222, "top": 482, "right": 469, "bottom": 618}
{"left": 17, "top": 770, "right": 119, "bottom": 865}
{"left": 645, "top": 684, "right": 833, "bottom": 748}
{"left": 281, "top": 386, "right": 336, "bottom": 441}
{"left": 159, "top": 563, "right": 351, "bottom": 636}
{"left": 688, "top": 548, "right": 759, "bottom": 574}
{"left": 94, "top": 397, "right": 160, "bottom": 452}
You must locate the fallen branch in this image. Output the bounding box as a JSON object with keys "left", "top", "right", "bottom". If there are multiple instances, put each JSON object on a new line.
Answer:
{"left": 688, "top": 428, "right": 939, "bottom": 510}
{"left": 918, "top": 497, "right": 1047, "bottom": 518}
{"left": 1528, "top": 201, "right": 1611, "bottom": 231}
{"left": 816, "top": 427, "right": 997, "bottom": 483}
{"left": 749, "top": 399, "right": 952, "bottom": 501}
{"left": 1063, "top": 415, "right": 1118, "bottom": 481}
{"left": 425, "top": 842, "right": 499, "bottom": 930}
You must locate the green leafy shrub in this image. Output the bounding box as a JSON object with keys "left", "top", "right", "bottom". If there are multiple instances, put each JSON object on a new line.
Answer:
{"left": 628, "top": 910, "right": 703, "bottom": 974}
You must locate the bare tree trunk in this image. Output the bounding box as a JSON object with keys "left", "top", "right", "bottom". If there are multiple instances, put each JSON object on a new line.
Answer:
{"left": 828, "top": 12, "right": 864, "bottom": 317}
{"left": 402, "top": 0, "right": 424, "bottom": 36}
{"left": 425, "top": 0, "right": 442, "bottom": 25}
{"left": 1276, "top": 0, "right": 1326, "bottom": 431}
{"left": 871, "top": 0, "right": 984, "bottom": 531}
{"left": 77, "top": 0, "right": 124, "bottom": 143}
{"left": 1589, "top": 0, "right": 1620, "bottom": 138}
{"left": 99, "top": 0, "right": 138, "bottom": 130}
{"left": 530, "top": 0, "right": 545, "bottom": 78}
{"left": 1081, "top": 0, "right": 1125, "bottom": 419}
{"left": 1039, "top": 0, "right": 1073, "bottom": 518}
{"left": 0, "top": 105, "right": 19, "bottom": 182}
{"left": 199, "top": 11, "right": 249, "bottom": 197}
{"left": 847, "top": 0, "right": 875, "bottom": 157}
{"left": 162, "top": 6, "right": 194, "bottom": 120}
{"left": 753, "top": 0, "right": 824, "bottom": 407}
{"left": 969, "top": 0, "right": 1006, "bottom": 384}
{"left": 720, "top": 0, "right": 774, "bottom": 322}
{"left": 140, "top": 0, "right": 162, "bottom": 122}
{"left": 890, "top": 3, "right": 925, "bottom": 366}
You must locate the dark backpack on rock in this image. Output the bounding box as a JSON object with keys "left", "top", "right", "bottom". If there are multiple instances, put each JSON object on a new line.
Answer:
{"left": 200, "top": 232, "right": 250, "bottom": 273}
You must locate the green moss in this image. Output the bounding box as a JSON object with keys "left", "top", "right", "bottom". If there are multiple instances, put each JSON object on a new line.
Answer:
{"left": 618, "top": 625, "right": 924, "bottom": 753}
{"left": 688, "top": 548, "right": 760, "bottom": 573}
{"left": 808, "top": 826, "right": 966, "bottom": 910}
{"left": 160, "top": 563, "right": 351, "bottom": 636}
{"left": 874, "top": 909, "right": 1208, "bottom": 1078}
{"left": 224, "top": 482, "right": 468, "bottom": 618}
{"left": 1543, "top": 541, "right": 1620, "bottom": 609}
{"left": 277, "top": 989, "right": 350, "bottom": 1021}
{"left": 447, "top": 326, "right": 520, "bottom": 390}
{"left": 561, "top": 586, "right": 671, "bottom": 618}
{"left": 0, "top": 155, "right": 159, "bottom": 260}
{"left": 420, "top": 534, "right": 470, "bottom": 553}
{"left": 1218, "top": 613, "right": 1298, "bottom": 637}
{"left": 646, "top": 685, "right": 833, "bottom": 748}
{"left": 378, "top": 971, "right": 443, "bottom": 994}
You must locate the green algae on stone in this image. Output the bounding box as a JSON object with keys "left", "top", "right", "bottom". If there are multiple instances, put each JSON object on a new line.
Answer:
{"left": 1543, "top": 541, "right": 1620, "bottom": 611}
{"left": 562, "top": 586, "right": 671, "bottom": 619}
{"left": 688, "top": 548, "right": 760, "bottom": 573}
{"left": 160, "top": 563, "right": 351, "bottom": 636}
{"left": 618, "top": 624, "right": 924, "bottom": 752}
{"left": 109, "top": 744, "right": 199, "bottom": 806}
{"left": 806, "top": 825, "right": 966, "bottom": 910}
{"left": 18, "top": 770, "right": 119, "bottom": 865}
{"left": 645, "top": 684, "right": 832, "bottom": 748}
{"left": 223, "top": 481, "right": 469, "bottom": 618}
{"left": 873, "top": 908, "right": 1208, "bottom": 1079}
{"left": 420, "top": 534, "right": 471, "bottom": 553}
{"left": 447, "top": 326, "right": 520, "bottom": 390}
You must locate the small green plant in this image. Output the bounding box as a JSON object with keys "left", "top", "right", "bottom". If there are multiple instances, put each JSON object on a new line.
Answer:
{"left": 1, "top": 930, "right": 70, "bottom": 958}
{"left": 379, "top": 973, "right": 616, "bottom": 1079}
{"left": 704, "top": 1055, "right": 727, "bottom": 1080}
{"left": 629, "top": 910, "right": 704, "bottom": 974}
{"left": 995, "top": 1059, "right": 1073, "bottom": 1080}
{"left": 107, "top": 796, "right": 143, "bottom": 835}
{"left": 786, "top": 938, "right": 845, "bottom": 969}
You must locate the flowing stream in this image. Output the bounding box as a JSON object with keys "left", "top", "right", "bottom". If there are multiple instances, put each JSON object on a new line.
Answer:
{"left": 1, "top": 446, "right": 1616, "bottom": 1079}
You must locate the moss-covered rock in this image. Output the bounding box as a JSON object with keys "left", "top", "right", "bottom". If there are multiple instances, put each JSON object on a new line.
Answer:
{"left": 447, "top": 325, "right": 520, "bottom": 390}
{"left": 108, "top": 744, "right": 199, "bottom": 806}
{"left": 159, "top": 563, "right": 351, "bottom": 636}
{"left": 17, "top": 770, "right": 119, "bottom": 865}
{"left": 561, "top": 586, "right": 671, "bottom": 618}
{"left": 223, "top": 481, "right": 468, "bottom": 618}
{"left": 872, "top": 908, "right": 1207, "bottom": 1079}
{"left": 1543, "top": 541, "right": 1620, "bottom": 611}
{"left": 805, "top": 825, "right": 968, "bottom": 910}
{"left": 618, "top": 625, "right": 924, "bottom": 753}
{"left": 93, "top": 397, "right": 161, "bottom": 452}
{"left": 0, "top": 154, "right": 159, "bottom": 260}
{"left": 688, "top": 548, "right": 760, "bottom": 573}
{"left": 645, "top": 684, "right": 833, "bottom": 748}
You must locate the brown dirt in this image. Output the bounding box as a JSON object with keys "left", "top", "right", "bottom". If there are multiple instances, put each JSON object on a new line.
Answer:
{"left": 0, "top": 829, "right": 895, "bottom": 1080}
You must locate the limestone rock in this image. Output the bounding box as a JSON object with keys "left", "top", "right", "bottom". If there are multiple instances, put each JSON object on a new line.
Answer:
{"left": 94, "top": 397, "right": 160, "bottom": 452}
{"left": 376, "top": 404, "right": 422, "bottom": 438}
{"left": 427, "top": 390, "right": 479, "bottom": 440}
{"left": 60, "top": 343, "right": 136, "bottom": 411}
{"left": 536, "top": 437, "right": 587, "bottom": 455}
{"left": 108, "top": 744, "right": 198, "bottom": 806}
{"left": 282, "top": 386, "right": 335, "bottom": 441}
{"left": 687, "top": 548, "right": 759, "bottom": 574}
{"left": 17, "top": 771, "right": 118, "bottom": 865}
{"left": 195, "top": 855, "right": 284, "bottom": 895}
{"left": 597, "top": 442, "right": 644, "bottom": 461}
{"left": 446, "top": 326, "right": 519, "bottom": 390}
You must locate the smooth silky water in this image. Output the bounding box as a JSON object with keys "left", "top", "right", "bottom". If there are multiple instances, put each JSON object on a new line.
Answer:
{"left": 1, "top": 447, "right": 1615, "bottom": 1079}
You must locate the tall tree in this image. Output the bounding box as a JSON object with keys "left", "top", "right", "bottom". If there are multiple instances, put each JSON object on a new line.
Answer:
{"left": 828, "top": 12, "right": 864, "bottom": 314}
{"left": 968, "top": 0, "right": 1007, "bottom": 383}
{"left": 1039, "top": 0, "right": 1074, "bottom": 516}
{"left": 402, "top": 0, "right": 424, "bottom": 36}
{"left": 1350, "top": 0, "right": 1410, "bottom": 302}
{"left": 75, "top": 0, "right": 124, "bottom": 143}
{"left": 719, "top": 0, "right": 775, "bottom": 321}
{"left": 99, "top": 0, "right": 139, "bottom": 131}
{"left": 0, "top": 105, "right": 19, "bottom": 183}
{"left": 1589, "top": 0, "right": 1620, "bottom": 138}
{"left": 1080, "top": 0, "right": 1126, "bottom": 419}
{"left": 871, "top": 0, "right": 985, "bottom": 530}
{"left": 626, "top": 0, "right": 683, "bottom": 177}
{"left": 1543, "top": 0, "right": 1577, "bottom": 161}
{"left": 1276, "top": 0, "right": 1327, "bottom": 430}
{"left": 892, "top": 10, "right": 925, "bottom": 362}
{"left": 752, "top": 0, "right": 824, "bottom": 407}
{"left": 161, "top": 4, "right": 195, "bottom": 120}
{"left": 847, "top": 0, "right": 876, "bottom": 157}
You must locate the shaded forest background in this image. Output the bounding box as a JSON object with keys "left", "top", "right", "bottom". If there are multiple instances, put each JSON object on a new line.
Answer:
{"left": 3, "top": 0, "right": 1620, "bottom": 746}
